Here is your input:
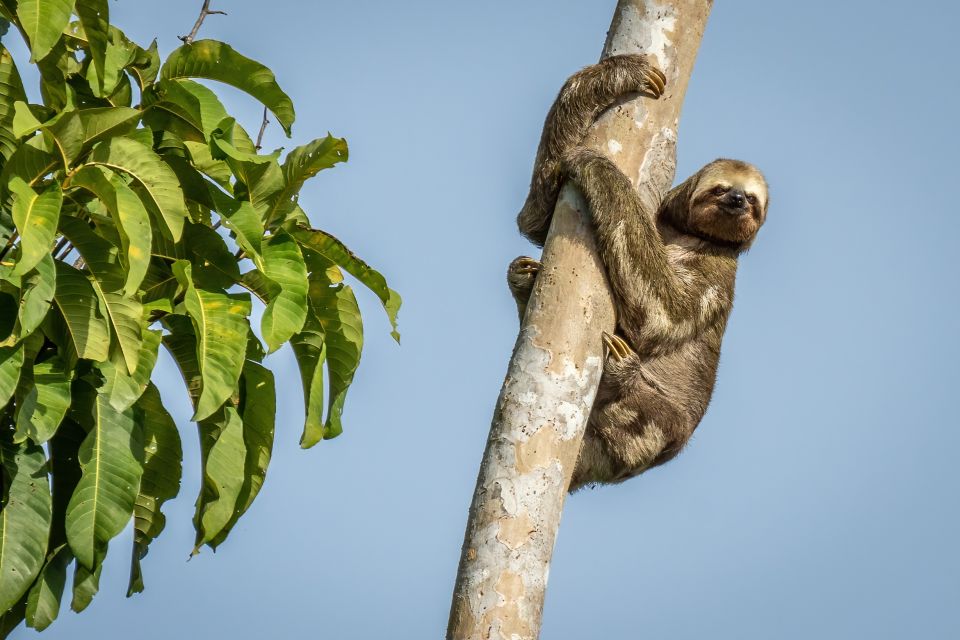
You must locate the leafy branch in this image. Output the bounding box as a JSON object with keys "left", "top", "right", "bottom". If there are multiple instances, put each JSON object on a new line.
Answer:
{"left": 0, "top": 1, "right": 400, "bottom": 635}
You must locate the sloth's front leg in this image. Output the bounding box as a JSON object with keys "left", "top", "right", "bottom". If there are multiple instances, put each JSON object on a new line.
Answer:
{"left": 507, "top": 256, "right": 542, "bottom": 323}
{"left": 602, "top": 332, "right": 636, "bottom": 363}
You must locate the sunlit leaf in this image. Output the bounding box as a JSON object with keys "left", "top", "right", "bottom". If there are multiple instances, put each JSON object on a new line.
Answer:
{"left": 291, "top": 314, "right": 326, "bottom": 448}
{"left": 65, "top": 393, "right": 144, "bottom": 569}
{"left": 15, "top": 253, "right": 55, "bottom": 341}
{"left": 162, "top": 40, "right": 295, "bottom": 135}
{"left": 88, "top": 136, "right": 187, "bottom": 241}
{"left": 51, "top": 261, "right": 111, "bottom": 362}
{"left": 16, "top": 0, "right": 75, "bottom": 62}
{"left": 9, "top": 177, "right": 61, "bottom": 275}
{"left": 172, "top": 260, "right": 251, "bottom": 421}
{"left": 75, "top": 0, "right": 109, "bottom": 92}
{"left": 99, "top": 328, "right": 160, "bottom": 412}
{"left": 310, "top": 280, "right": 364, "bottom": 441}
{"left": 293, "top": 225, "right": 401, "bottom": 342}
{"left": 70, "top": 558, "right": 101, "bottom": 613}
{"left": 0, "top": 343, "right": 23, "bottom": 407}
{"left": 193, "top": 404, "right": 245, "bottom": 553}
{"left": 0, "top": 47, "right": 27, "bottom": 162}
{"left": 266, "top": 135, "right": 347, "bottom": 225}
{"left": 260, "top": 231, "right": 308, "bottom": 352}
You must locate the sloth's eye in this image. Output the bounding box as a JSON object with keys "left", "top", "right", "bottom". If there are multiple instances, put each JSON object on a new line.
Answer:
{"left": 746, "top": 194, "right": 757, "bottom": 204}
{"left": 711, "top": 186, "right": 726, "bottom": 196}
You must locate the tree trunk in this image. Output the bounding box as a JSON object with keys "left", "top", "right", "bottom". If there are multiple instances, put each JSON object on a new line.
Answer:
{"left": 447, "top": 2, "right": 713, "bottom": 638}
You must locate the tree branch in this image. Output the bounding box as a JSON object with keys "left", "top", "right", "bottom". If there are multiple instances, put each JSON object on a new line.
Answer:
{"left": 255, "top": 106, "right": 269, "bottom": 150}
{"left": 446, "top": 2, "right": 713, "bottom": 638}
{"left": 179, "top": 0, "right": 227, "bottom": 45}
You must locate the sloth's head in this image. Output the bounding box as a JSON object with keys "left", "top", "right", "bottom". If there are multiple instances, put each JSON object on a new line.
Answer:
{"left": 661, "top": 159, "right": 768, "bottom": 253}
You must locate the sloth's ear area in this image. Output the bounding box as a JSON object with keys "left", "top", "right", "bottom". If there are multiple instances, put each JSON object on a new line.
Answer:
{"left": 658, "top": 174, "right": 698, "bottom": 228}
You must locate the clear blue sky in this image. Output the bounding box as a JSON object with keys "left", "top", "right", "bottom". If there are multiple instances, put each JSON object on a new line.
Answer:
{"left": 14, "top": 1, "right": 960, "bottom": 638}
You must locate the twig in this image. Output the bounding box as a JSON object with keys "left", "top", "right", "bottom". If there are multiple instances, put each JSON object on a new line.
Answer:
{"left": 255, "top": 106, "right": 269, "bottom": 150}
{"left": 56, "top": 241, "right": 74, "bottom": 261}
{"left": 51, "top": 236, "right": 69, "bottom": 259}
{"left": 179, "top": 0, "right": 227, "bottom": 45}
{"left": 0, "top": 232, "right": 19, "bottom": 261}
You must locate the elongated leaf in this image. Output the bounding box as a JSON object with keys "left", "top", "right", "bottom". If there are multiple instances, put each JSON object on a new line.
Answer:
{"left": 208, "top": 360, "right": 275, "bottom": 549}
{"left": 44, "top": 109, "right": 83, "bottom": 167}
{"left": 290, "top": 315, "right": 326, "bottom": 448}
{"left": 0, "top": 47, "right": 27, "bottom": 162}
{"left": 260, "top": 231, "right": 308, "bottom": 352}
{"left": 194, "top": 404, "right": 245, "bottom": 553}
{"left": 52, "top": 261, "right": 111, "bottom": 362}
{"left": 210, "top": 122, "right": 283, "bottom": 209}
{"left": 0, "top": 343, "right": 23, "bottom": 407}
{"left": 75, "top": 0, "right": 109, "bottom": 92}
{"left": 185, "top": 221, "right": 240, "bottom": 290}
{"left": 0, "top": 433, "right": 52, "bottom": 612}
{"left": 70, "top": 558, "right": 101, "bottom": 613}
{"left": 211, "top": 190, "right": 263, "bottom": 260}
{"left": 15, "top": 355, "right": 72, "bottom": 444}
{"left": 88, "top": 137, "right": 187, "bottom": 240}
{"left": 69, "top": 165, "right": 152, "bottom": 295}
{"left": 142, "top": 78, "right": 228, "bottom": 142}
{"left": 12, "top": 101, "right": 42, "bottom": 138}
{"left": 16, "top": 253, "right": 55, "bottom": 341}
{"left": 65, "top": 394, "right": 144, "bottom": 569}
{"left": 25, "top": 545, "right": 70, "bottom": 631}
{"left": 162, "top": 40, "right": 295, "bottom": 135}
{"left": 99, "top": 328, "right": 160, "bottom": 412}
{"left": 310, "top": 280, "right": 363, "bottom": 441}
{"left": 0, "top": 136, "right": 57, "bottom": 203}
{"left": 0, "top": 598, "right": 26, "bottom": 639}
{"left": 293, "top": 226, "right": 401, "bottom": 342}
{"left": 59, "top": 216, "right": 142, "bottom": 372}
{"left": 77, "top": 107, "right": 140, "bottom": 149}
{"left": 9, "top": 177, "right": 61, "bottom": 275}
{"left": 128, "top": 383, "right": 181, "bottom": 596}
{"left": 172, "top": 260, "right": 251, "bottom": 421}
{"left": 266, "top": 135, "right": 347, "bottom": 225}
{"left": 16, "top": 0, "right": 75, "bottom": 62}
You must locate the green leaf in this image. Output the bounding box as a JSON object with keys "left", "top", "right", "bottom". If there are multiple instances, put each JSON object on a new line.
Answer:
{"left": 0, "top": 343, "right": 23, "bottom": 407}
{"left": 99, "top": 328, "right": 160, "bottom": 412}
{"left": 172, "top": 260, "right": 251, "bottom": 421}
{"left": 162, "top": 40, "right": 295, "bottom": 136}
{"left": 16, "top": 253, "right": 56, "bottom": 341}
{"left": 12, "top": 100, "right": 41, "bottom": 137}
{"left": 88, "top": 137, "right": 187, "bottom": 241}
{"left": 24, "top": 544, "right": 70, "bottom": 631}
{"left": 210, "top": 190, "right": 263, "bottom": 261}
{"left": 9, "top": 177, "right": 61, "bottom": 275}
{"left": 260, "top": 231, "right": 308, "bottom": 352}
{"left": 311, "top": 280, "right": 364, "bottom": 443}
{"left": 43, "top": 109, "right": 83, "bottom": 167}
{"left": 185, "top": 221, "right": 240, "bottom": 290}
{"left": 266, "top": 135, "right": 347, "bottom": 225}
{"left": 52, "top": 259, "right": 111, "bottom": 362}
{"left": 16, "top": 0, "right": 75, "bottom": 62}
{"left": 210, "top": 121, "right": 283, "bottom": 210}
{"left": 193, "top": 404, "right": 245, "bottom": 553}
{"left": 290, "top": 315, "right": 326, "bottom": 448}
{"left": 0, "top": 597, "right": 26, "bottom": 639}
{"left": 128, "top": 383, "right": 181, "bottom": 596}
{"left": 0, "top": 47, "right": 27, "bottom": 162}
{"left": 0, "top": 432, "right": 52, "bottom": 612}
{"left": 77, "top": 106, "right": 141, "bottom": 149}
{"left": 75, "top": 0, "right": 109, "bottom": 92}
{"left": 70, "top": 558, "right": 101, "bottom": 613}
{"left": 14, "top": 355, "right": 72, "bottom": 444}
{"left": 59, "top": 216, "right": 143, "bottom": 372}
{"left": 293, "top": 226, "right": 401, "bottom": 342}
{"left": 127, "top": 39, "right": 159, "bottom": 91}
{"left": 142, "top": 78, "right": 228, "bottom": 143}
{"left": 208, "top": 360, "right": 275, "bottom": 549}
{"left": 65, "top": 393, "right": 144, "bottom": 569}
{"left": 0, "top": 135, "right": 58, "bottom": 202}
{"left": 69, "top": 165, "right": 152, "bottom": 295}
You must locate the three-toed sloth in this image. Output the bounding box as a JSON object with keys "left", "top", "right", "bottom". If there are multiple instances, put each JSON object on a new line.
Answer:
{"left": 507, "top": 54, "right": 769, "bottom": 490}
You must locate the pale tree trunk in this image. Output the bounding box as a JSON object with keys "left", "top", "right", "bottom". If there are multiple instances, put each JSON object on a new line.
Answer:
{"left": 447, "top": 2, "right": 713, "bottom": 639}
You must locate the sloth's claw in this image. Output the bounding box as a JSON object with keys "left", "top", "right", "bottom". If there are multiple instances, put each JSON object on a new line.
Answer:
{"left": 643, "top": 66, "right": 667, "bottom": 97}
{"left": 509, "top": 256, "right": 541, "bottom": 276}
{"left": 602, "top": 332, "right": 635, "bottom": 362}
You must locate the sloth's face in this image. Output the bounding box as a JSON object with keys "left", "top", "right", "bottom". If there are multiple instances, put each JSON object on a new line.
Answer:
{"left": 684, "top": 161, "right": 768, "bottom": 251}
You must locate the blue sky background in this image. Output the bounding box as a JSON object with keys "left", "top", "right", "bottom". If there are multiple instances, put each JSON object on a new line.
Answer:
{"left": 10, "top": 1, "right": 960, "bottom": 638}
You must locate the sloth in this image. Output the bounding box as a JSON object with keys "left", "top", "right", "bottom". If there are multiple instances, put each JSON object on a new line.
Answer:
{"left": 507, "top": 54, "right": 769, "bottom": 490}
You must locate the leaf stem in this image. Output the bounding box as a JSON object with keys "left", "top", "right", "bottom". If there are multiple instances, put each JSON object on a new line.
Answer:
{"left": 179, "top": 0, "right": 227, "bottom": 45}
{"left": 255, "top": 106, "right": 269, "bottom": 150}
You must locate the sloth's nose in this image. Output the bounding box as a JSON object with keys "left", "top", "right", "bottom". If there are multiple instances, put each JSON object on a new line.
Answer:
{"left": 724, "top": 189, "right": 746, "bottom": 210}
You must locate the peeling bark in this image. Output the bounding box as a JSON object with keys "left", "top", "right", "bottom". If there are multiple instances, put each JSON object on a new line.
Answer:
{"left": 447, "top": 3, "right": 712, "bottom": 639}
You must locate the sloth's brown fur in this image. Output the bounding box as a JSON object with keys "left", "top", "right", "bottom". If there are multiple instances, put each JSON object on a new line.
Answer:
{"left": 509, "top": 54, "right": 768, "bottom": 489}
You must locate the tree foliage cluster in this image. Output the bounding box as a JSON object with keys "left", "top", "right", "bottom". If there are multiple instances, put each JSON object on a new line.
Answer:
{"left": 0, "top": 0, "right": 400, "bottom": 633}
